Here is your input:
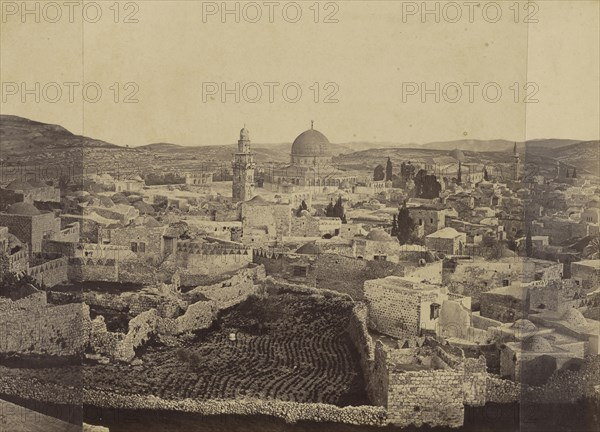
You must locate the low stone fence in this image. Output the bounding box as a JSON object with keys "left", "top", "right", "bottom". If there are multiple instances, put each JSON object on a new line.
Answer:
{"left": 83, "top": 390, "right": 387, "bottom": 427}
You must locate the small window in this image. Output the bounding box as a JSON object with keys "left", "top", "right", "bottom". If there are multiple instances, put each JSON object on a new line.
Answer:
{"left": 430, "top": 218, "right": 434, "bottom": 224}
{"left": 293, "top": 266, "right": 307, "bottom": 277}
{"left": 503, "top": 279, "right": 510, "bottom": 287}
{"left": 138, "top": 242, "right": 146, "bottom": 253}
{"left": 130, "top": 242, "right": 138, "bottom": 252}
{"left": 430, "top": 303, "right": 441, "bottom": 320}
{"left": 374, "top": 255, "right": 387, "bottom": 261}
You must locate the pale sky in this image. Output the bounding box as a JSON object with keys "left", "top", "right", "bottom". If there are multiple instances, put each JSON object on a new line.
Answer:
{"left": 1, "top": 0, "right": 598, "bottom": 146}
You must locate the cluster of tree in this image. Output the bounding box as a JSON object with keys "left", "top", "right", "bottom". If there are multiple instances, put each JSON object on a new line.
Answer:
{"left": 390, "top": 203, "right": 419, "bottom": 245}
{"left": 373, "top": 157, "right": 394, "bottom": 182}
{"left": 144, "top": 172, "right": 186, "bottom": 185}
{"left": 325, "top": 196, "right": 347, "bottom": 223}
{"left": 414, "top": 170, "right": 441, "bottom": 199}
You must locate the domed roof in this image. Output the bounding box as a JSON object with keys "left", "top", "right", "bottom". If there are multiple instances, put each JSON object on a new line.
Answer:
{"left": 5, "top": 179, "right": 33, "bottom": 191}
{"left": 7, "top": 202, "right": 41, "bottom": 215}
{"left": 366, "top": 228, "right": 396, "bottom": 242}
{"left": 296, "top": 241, "right": 319, "bottom": 255}
{"left": 511, "top": 319, "right": 536, "bottom": 331}
{"left": 561, "top": 308, "right": 588, "bottom": 328}
{"left": 450, "top": 149, "right": 465, "bottom": 162}
{"left": 245, "top": 195, "right": 270, "bottom": 206}
{"left": 291, "top": 128, "right": 330, "bottom": 156}
{"left": 522, "top": 336, "right": 553, "bottom": 353}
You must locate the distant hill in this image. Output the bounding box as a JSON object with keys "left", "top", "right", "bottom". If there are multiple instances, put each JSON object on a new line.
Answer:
{"left": 534, "top": 140, "right": 599, "bottom": 175}
{"left": 0, "top": 115, "right": 118, "bottom": 157}
{"left": 1, "top": 114, "right": 596, "bottom": 175}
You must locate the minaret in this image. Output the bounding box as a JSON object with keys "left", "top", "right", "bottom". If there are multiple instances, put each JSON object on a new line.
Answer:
{"left": 513, "top": 142, "right": 521, "bottom": 181}
{"left": 232, "top": 125, "right": 255, "bottom": 203}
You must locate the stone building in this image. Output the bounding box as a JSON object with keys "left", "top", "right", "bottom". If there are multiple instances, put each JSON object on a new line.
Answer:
{"left": 408, "top": 204, "right": 446, "bottom": 237}
{"left": 115, "top": 176, "right": 145, "bottom": 193}
{"left": 369, "top": 339, "right": 486, "bottom": 428}
{"left": 265, "top": 123, "right": 360, "bottom": 191}
{"left": 353, "top": 228, "right": 405, "bottom": 262}
{"left": 0, "top": 179, "right": 61, "bottom": 206}
{"left": 290, "top": 214, "right": 342, "bottom": 238}
{"left": 571, "top": 260, "right": 600, "bottom": 292}
{"left": 99, "top": 216, "right": 175, "bottom": 258}
{"left": 364, "top": 276, "right": 449, "bottom": 338}
{"left": 425, "top": 227, "right": 466, "bottom": 255}
{"left": 232, "top": 126, "right": 255, "bottom": 203}
{"left": 185, "top": 171, "right": 214, "bottom": 186}
{"left": 497, "top": 310, "right": 600, "bottom": 385}
{"left": 240, "top": 196, "right": 291, "bottom": 245}
{"left": 0, "top": 202, "right": 61, "bottom": 253}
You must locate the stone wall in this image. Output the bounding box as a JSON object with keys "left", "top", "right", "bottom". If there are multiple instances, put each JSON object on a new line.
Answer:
{"left": 370, "top": 341, "right": 487, "bottom": 428}
{"left": 254, "top": 251, "right": 430, "bottom": 300}
{"left": 68, "top": 258, "right": 119, "bottom": 282}
{"left": 27, "top": 257, "right": 69, "bottom": 287}
{"left": 0, "top": 293, "right": 88, "bottom": 357}
{"left": 83, "top": 390, "right": 387, "bottom": 427}
{"left": 186, "top": 266, "right": 263, "bottom": 309}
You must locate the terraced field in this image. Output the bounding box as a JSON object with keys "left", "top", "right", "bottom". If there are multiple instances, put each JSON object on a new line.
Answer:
{"left": 85, "top": 293, "right": 368, "bottom": 406}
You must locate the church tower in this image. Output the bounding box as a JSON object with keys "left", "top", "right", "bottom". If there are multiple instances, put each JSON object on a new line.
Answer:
{"left": 232, "top": 126, "right": 255, "bottom": 203}
{"left": 512, "top": 142, "right": 521, "bottom": 181}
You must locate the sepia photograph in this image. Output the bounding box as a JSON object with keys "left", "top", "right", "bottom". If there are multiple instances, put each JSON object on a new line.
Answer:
{"left": 0, "top": 1, "right": 599, "bottom": 431}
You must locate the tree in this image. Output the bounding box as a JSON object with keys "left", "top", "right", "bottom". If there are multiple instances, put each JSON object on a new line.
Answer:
{"left": 396, "top": 203, "right": 415, "bottom": 245}
{"left": 391, "top": 214, "right": 399, "bottom": 237}
{"left": 571, "top": 168, "right": 577, "bottom": 178}
{"left": 385, "top": 157, "right": 393, "bottom": 181}
{"left": 457, "top": 162, "right": 462, "bottom": 185}
{"left": 483, "top": 167, "right": 490, "bottom": 181}
{"left": 325, "top": 200, "right": 335, "bottom": 217}
{"left": 525, "top": 229, "right": 533, "bottom": 257}
{"left": 332, "top": 196, "right": 347, "bottom": 223}
{"left": 373, "top": 164, "right": 385, "bottom": 181}
{"left": 414, "top": 170, "right": 442, "bottom": 199}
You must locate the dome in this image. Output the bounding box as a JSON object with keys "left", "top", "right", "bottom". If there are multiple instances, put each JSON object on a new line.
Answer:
{"left": 450, "top": 149, "right": 465, "bottom": 162}
{"left": 291, "top": 129, "right": 330, "bottom": 157}
{"left": 522, "top": 336, "right": 553, "bottom": 353}
{"left": 296, "top": 241, "right": 319, "bottom": 255}
{"left": 511, "top": 319, "right": 536, "bottom": 331}
{"left": 7, "top": 202, "right": 41, "bottom": 215}
{"left": 5, "top": 179, "right": 33, "bottom": 191}
{"left": 366, "top": 228, "right": 395, "bottom": 242}
{"left": 245, "top": 195, "right": 270, "bottom": 206}
{"left": 240, "top": 126, "right": 250, "bottom": 140}
{"left": 561, "top": 308, "right": 588, "bottom": 328}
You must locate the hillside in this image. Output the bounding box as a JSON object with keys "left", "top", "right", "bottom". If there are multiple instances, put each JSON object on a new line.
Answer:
{"left": 0, "top": 115, "right": 118, "bottom": 158}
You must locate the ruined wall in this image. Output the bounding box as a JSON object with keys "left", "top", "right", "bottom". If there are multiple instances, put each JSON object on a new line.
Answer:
{"left": 480, "top": 290, "right": 529, "bottom": 323}
{"left": 189, "top": 272, "right": 261, "bottom": 309}
{"left": 254, "top": 250, "right": 441, "bottom": 301}
{"left": 0, "top": 293, "right": 88, "bottom": 357}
